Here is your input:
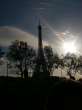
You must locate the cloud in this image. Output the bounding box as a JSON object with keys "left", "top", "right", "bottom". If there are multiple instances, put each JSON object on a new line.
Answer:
{"left": 0, "top": 26, "right": 66, "bottom": 55}
{"left": 0, "top": 26, "right": 48, "bottom": 48}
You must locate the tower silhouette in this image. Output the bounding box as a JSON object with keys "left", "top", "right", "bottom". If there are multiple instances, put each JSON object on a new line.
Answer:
{"left": 33, "top": 22, "right": 49, "bottom": 79}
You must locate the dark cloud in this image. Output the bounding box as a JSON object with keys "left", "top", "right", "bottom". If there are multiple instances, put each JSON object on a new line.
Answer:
{"left": 0, "top": 0, "right": 82, "bottom": 54}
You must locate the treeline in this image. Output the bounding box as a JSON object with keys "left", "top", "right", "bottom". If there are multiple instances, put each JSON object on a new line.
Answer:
{"left": 0, "top": 40, "right": 82, "bottom": 80}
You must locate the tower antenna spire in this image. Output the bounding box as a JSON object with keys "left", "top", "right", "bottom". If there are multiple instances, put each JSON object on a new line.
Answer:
{"left": 33, "top": 20, "right": 49, "bottom": 79}
{"left": 39, "top": 19, "right": 40, "bottom": 25}
{"left": 39, "top": 17, "right": 41, "bottom": 26}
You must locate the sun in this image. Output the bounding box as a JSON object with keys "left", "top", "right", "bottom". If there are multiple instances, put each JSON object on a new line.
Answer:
{"left": 63, "top": 41, "right": 77, "bottom": 54}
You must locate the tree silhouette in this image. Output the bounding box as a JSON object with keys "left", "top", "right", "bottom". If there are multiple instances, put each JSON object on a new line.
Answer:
{"left": 0, "top": 47, "right": 4, "bottom": 59}
{"left": 64, "top": 53, "right": 77, "bottom": 80}
{"left": 44, "top": 46, "right": 54, "bottom": 75}
{"left": 53, "top": 53, "right": 60, "bottom": 69}
{"left": 53, "top": 53, "right": 64, "bottom": 76}
{"left": 59, "top": 58, "right": 64, "bottom": 77}
{"left": 75, "top": 56, "right": 82, "bottom": 75}
{"left": 7, "top": 40, "right": 36, "bottom": 79}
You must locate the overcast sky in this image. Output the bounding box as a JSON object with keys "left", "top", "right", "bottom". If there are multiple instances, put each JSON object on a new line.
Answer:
{"left": 0, "top": 0, "right": 82, "bottom": 54}
{"left": 0, "top": 0, "right": 82, "bottom": 31}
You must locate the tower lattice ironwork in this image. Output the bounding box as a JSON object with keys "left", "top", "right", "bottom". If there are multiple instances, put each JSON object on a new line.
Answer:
{"left": 33, "top": 22, "right": 49, "bottom": 79}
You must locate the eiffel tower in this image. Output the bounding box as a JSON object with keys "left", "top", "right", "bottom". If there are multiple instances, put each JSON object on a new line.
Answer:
{"left": 33, "top": 22, "right": 49, "bottom": 79}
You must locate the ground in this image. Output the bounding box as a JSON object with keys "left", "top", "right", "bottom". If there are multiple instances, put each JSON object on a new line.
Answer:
{"left": 0, "top": 76, "right": 82, "bottom": 109}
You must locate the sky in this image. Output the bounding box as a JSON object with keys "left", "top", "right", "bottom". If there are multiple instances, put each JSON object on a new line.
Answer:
{"left": 0, "top": 0, "right": 82, "bottom": 54}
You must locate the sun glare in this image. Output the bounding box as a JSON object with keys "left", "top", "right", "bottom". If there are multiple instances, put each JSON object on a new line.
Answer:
{"left": 63, "top": 41, "right": 77, "bottom": 54}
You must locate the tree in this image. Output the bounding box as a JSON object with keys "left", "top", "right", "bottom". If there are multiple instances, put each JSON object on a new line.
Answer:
{"left": 0, "top": 47, "right": 4, "bottom": 58}
{"left": 44, "top": 46, "right": 55, "bottom": 75}
{"left": 64, "top": 53, "right": 77, "bottom": 80}
{"left": 7, "top": 40, "right": 36, "bottom": 79}
{"left": 53, "top": 53, "right": 64, "bottom": 76}
{"left": 59, "top": 57, "right": 64, "bottom": 77}
{"left": 75, "top": 56, "right": 82, "bottom": 74}
{"left": 0, "top": 47, "right": 4, "bottom": 65}
{"left": 53, "top": 53, "right": 60, "bottom": 69}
